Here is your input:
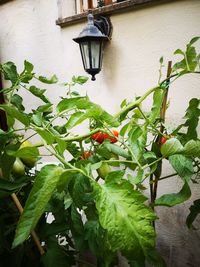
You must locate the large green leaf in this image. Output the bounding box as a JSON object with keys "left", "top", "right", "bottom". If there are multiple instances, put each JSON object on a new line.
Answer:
{"left": 154, "top": 182, "right": 191, "bottom": 207}
{"left": 93, "top": 180, "right": 156, "bottom": 261}
{"left": 12, "top": 165, "right": 64, "bottom": 247}
{"left": 169, "top": 155, "right": 193, "bottom": 182}
{"left": 186, "top": 199, "right": 200, "bottom": 229}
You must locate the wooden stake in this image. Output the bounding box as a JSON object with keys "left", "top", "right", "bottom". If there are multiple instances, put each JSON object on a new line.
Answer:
{"left": 11, "top": 193, "right": 45, "bottom": 256}
{"left": 153, "top": 61, "right": 172, "bottom": 201}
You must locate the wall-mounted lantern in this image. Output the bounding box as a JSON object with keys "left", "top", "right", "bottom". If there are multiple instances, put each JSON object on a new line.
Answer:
{"left": 73, "top": 11, "right": 112, "bottom": 81}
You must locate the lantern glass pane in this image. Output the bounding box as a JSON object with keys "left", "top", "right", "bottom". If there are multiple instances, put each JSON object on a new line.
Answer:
{"left": 80, "top": 42, "right": 90, "bottom": 69}
{"left": 90, "top": 41, "right": 101, "bottom": 69}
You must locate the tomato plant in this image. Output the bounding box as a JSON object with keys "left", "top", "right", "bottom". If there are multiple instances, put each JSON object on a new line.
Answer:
{"left": 0, "top": 37, "right": 200, "bottom": 267}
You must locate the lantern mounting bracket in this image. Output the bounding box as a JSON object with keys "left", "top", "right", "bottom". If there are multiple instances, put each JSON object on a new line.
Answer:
{"left": 93, "top": 16, "right": 112, "bottom": 40}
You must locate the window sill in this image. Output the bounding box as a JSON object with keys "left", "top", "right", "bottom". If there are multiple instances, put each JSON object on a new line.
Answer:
{"left": 56, "top": 0, "right": 173, "bottom": 28}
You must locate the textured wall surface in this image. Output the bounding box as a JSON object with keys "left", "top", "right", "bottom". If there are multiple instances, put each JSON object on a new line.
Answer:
{"left": 0, "top": 0, "right": 200, "bottom": 266}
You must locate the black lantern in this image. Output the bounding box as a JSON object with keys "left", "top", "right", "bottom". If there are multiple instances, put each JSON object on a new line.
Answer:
{"left": 73, "top": 11, "right": 112, "bottom": 81}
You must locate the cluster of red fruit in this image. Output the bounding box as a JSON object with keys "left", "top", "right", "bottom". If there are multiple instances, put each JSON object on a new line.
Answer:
{"left": 80, "top": 130, "right": 119, "bottom": 160}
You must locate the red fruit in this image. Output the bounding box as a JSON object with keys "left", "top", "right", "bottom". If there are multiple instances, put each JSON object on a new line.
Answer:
{"left": 108, "top": 130, "right": 119, "bottom": 143}
{"left": 80, "top": 151, "right": 92, "bottom": 160}
{"left": 91, "top": 130, "right": 119, "bottom": 144}
{"left": 91, "top": 132, "right": 105, "bottom": 144}
{"left": 161, "top": 135, "right": 171, "bottom": 145}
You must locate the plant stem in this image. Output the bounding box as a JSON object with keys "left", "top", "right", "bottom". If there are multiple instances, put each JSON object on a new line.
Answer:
{"left": 114, "top": 86, "right": 160, "bottom": 119}
{"left": 159, "top": 172, "right": 177, "bottom": 180}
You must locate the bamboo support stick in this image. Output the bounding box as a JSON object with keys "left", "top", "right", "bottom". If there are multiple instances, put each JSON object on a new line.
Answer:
{"left": 11, "top": 193, "right": 45, "bottom": 256}
{"left": 152, "top": 61, "right": 172, "bottom": 201}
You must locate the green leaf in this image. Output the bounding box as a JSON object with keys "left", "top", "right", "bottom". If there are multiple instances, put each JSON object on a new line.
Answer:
{"left": 128, "top": 124, "right": 147, "bottom": 161}
{"left": 13, "top": 165, "right": 64, "bottom": 247}
{"left": 24, "top": 60, "right": 34, "bottom": 73}
{"left": 11, "top": 94, "right": 25, "bottom": 112}
{"left": 36, "top": 128, "right": 55, "bottom": 145}
{"left": 38, "top": 74, "right": 58, "bottom": 84}
{"left": 93, "top": 180, "right": 156, "bottom": 260}
{"left": 31, "top": 112, "right": 43, "bottom": 126}
{"left": 69, "top": 174, "right": 91, "bottom": 208}
{"left": 70, "top": 204, "right": 85, "bottom": 250}
{"left": 161, "top": 138, "right": 183, "bottom": 157}
{"left": 128, "top": 168, "right": 144, "bottom": 185}
{"left": 65, "top": 112, "right": 85, "bottom": 129}
{"left": 57, "top": 97, "right": 119, "bottom": 127}
{"left": 186, "top": 199, "right": 200, "bottom": 229}
{"left": 120, "top": 122, "right": 130, "bottom": 136}
{"left": 37, "top": 103, "right": 53, "bottom": 113}
{"left": 57, "top": 97, "right": 90, "bottom": 112}
{"left": 1, "top": 61, "right": 19, "bottom": 85}
{"left": 105, "top": 170, "right": 124, "bottom": 184}
{"left": 183, "top": 98, "right": 200, "bottom": 141}
{"left": 155, "top": 182, "right": 191, "bottom": 207}
{"left": 7, "top": 146, "right": 39, "bottom": 159}
{"left": 174, "top": 49, "right": 185, "bottom": 56}
{"left": 55, "top": 137, "right": 66, "bottom": 156}
{"left": 72, "top": 75, "right": 88, "bottom": 85}
{"left": 169, "top": 155, "right": 193, "bottom": 182}
{"left": 41, "top": 239, "right": 74, "bottom": 267}
{"left": 159, "top": 56, "right": 164, "bottom": 64}
{"left": 0, "top": 105, "right": 30, "bottom": 126}
{"left": 188, "top": 36, "right": 200, "bottom": 47}
{"left": 149, "top": 87, "right": 164, "bottom": 123}
{"left": 0, "top": 177, "right": 28, "bottom": 198}
{"left": 29, "top": 86, "right": 50, "bottom": 103}
{"left": 103, "top": 143, "right": 130, "bottom": 158}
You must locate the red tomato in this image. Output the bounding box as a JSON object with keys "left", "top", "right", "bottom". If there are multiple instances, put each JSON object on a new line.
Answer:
{"left": 91, "top": 132, "right": 105, "bottom": 144}
{"left": 91, "top": 130, "right": 119, "bottom": 144}
{"left": 108, "top": 130, "right": 119, "bottom": 143}
{"left": 161, "top": 135, "right": 171, "bottom": 145}
{"left": 80, "top": 151, "right": 92, "bottom": 160}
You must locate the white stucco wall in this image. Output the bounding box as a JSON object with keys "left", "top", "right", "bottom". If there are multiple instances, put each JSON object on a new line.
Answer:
{"left": 0, "top": 0, "right": 200, "bottom": 266}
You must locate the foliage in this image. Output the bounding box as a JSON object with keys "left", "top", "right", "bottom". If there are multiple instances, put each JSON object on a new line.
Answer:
{"left": 0, "top": 37, "right": 200, "bottom": 267}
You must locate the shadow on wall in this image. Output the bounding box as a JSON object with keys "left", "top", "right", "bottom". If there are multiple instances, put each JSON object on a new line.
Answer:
{"left": 102, "top": 40, "right": 121, "bottom": 89}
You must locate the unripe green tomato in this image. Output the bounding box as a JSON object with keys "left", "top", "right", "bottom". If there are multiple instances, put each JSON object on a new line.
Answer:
{"left": 13, "top": 158, "right": 25, "bottom": 176}
{"left": 20, "top": 140, "right": 37, "bottom": 168}
{"left": 110, "top": 153, "right": 119, "bottom": 160}
{"left": 97, "top": 162, "right": 111, "bottom": 179}
{"left": 109, "top": 153, "right": 119, "bottom": 167}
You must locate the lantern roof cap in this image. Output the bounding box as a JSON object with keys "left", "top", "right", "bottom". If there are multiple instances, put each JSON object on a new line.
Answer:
{"left": 73, "top": 12, "right": 109, "bottom": 43}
